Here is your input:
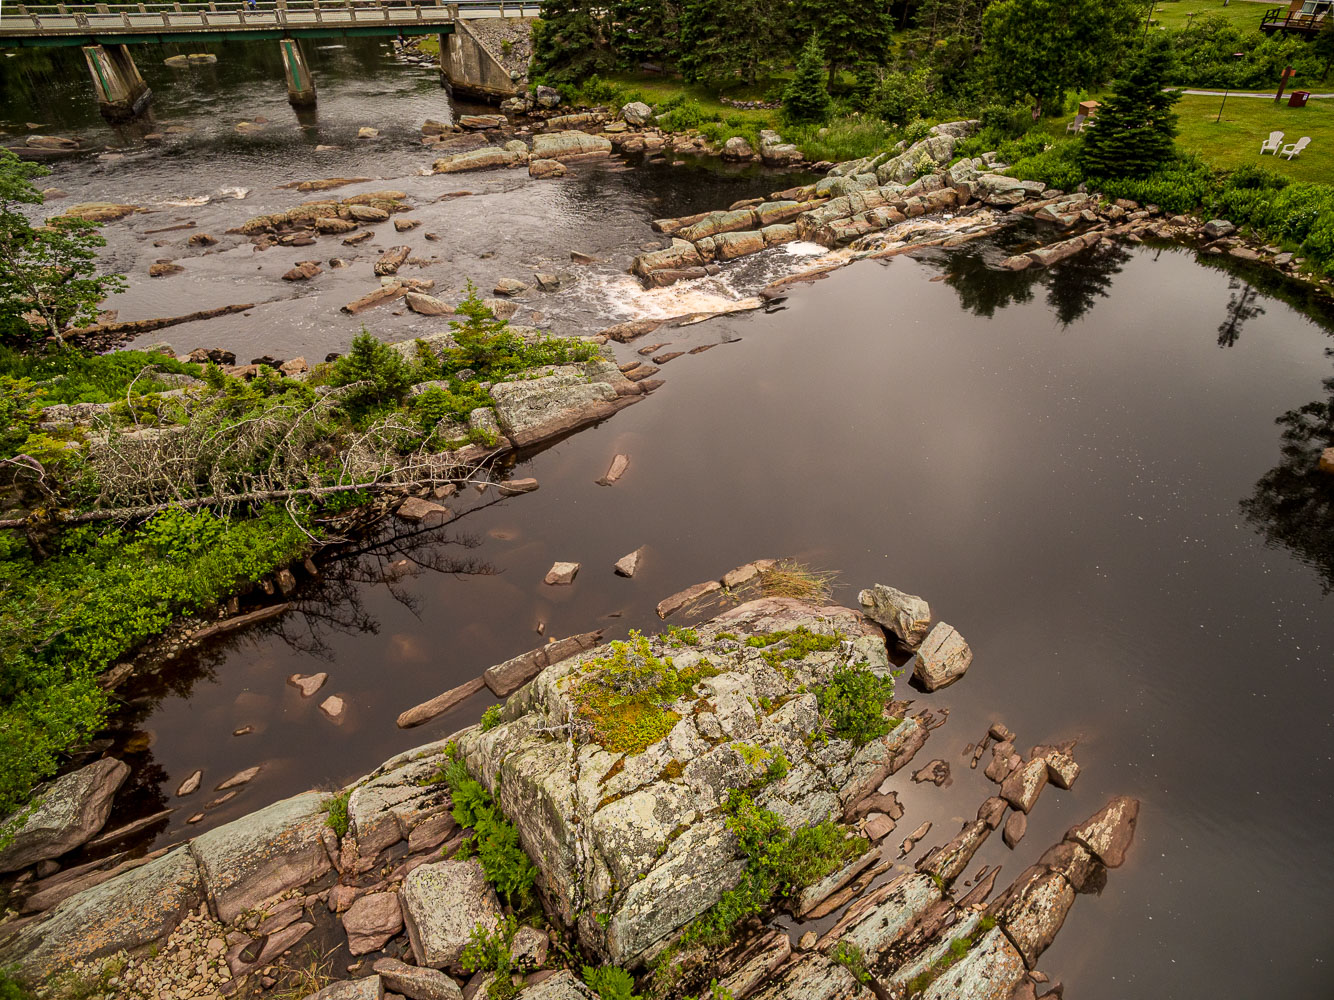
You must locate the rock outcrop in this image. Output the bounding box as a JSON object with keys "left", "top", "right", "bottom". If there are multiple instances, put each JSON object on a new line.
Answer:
{"left": 0, "top": 758, "right": 129, "bottom": 873}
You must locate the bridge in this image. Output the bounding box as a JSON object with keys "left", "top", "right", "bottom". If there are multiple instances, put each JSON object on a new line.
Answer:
{"left": 0, "top": 0, "right": 538, "bottom": 118}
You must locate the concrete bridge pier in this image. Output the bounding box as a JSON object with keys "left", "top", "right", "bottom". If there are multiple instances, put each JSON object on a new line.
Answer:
{"left": 280, "top": 38, "right": 316, "bottom": 107}
{"left": 82, "top": 44, "right": 151, "bottom": 121}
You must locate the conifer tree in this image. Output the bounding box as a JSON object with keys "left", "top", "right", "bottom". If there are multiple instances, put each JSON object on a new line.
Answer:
{"left": 795, "top": 0, "right": 894, "bottom": 86}
{"left": 679, "top": 0, "right": 787, "bottom": 85}
{"left": 609, "top": 0, "right": 684, "bottom": 69}
{"left": 530, "top": 0, "right": 613, "bottom": 85}
{"left": 783, "top": 36, "right": 835, "bottom": 124}
{"left": 1078, "top": 35, "right": 1181, "bottom": 178}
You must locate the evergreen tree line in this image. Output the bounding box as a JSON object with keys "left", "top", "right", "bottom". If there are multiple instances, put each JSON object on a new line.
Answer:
{"left": 531, "top": 0, "right": 895, "bottom": 86}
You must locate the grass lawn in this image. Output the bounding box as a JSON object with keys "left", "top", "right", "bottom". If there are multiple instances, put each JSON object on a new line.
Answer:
{"left": 1173, "top": 92, "right": 1333, "bottom": 181}
{"left": 1147, "top": 0, "right": 1275, "bottom": 32}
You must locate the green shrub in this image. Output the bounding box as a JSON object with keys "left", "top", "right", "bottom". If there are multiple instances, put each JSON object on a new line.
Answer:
{"left": 582, "top": 965, "right": 641, "bottom": 1000}
{"left": 680, "top": 793, "right": 864, "bottom": 948}
{"left": 324, "top": 789, "right": 351, "bottom": 837}
{"left": 0, "top": 346, "right": 202, "bottom": 404}
{"left": 657, "top": 98, "right": 711, "bottom": 132}
{"left": 815, "top": 662, "right": 898, "bottom": 746}
{"left": 480, "top": 705, "right": 503, "bottom": 731}
{"left": 442, "top": 755, "right": 538, "bottom": 910}
{"left": 461, "top": 915, "right": 520, "bottom": 1000}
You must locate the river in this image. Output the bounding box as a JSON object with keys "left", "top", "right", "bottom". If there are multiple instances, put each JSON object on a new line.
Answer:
{"left": 4, "top": 37, "right": 1333, "bottom": 1000}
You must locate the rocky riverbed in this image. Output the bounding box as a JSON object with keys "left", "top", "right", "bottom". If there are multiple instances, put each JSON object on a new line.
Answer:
{"left": 0, "top": 588, "right": 1137, "bottom": 1000}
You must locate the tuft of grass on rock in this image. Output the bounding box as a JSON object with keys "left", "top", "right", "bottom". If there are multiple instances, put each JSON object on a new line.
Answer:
{"left": 758, "top": 561, "right": 836, "bottom": 602}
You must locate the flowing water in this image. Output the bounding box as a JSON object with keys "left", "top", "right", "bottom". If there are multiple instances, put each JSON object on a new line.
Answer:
{"left": 4, "top": 39, "right": 1333, "bottom": 1000}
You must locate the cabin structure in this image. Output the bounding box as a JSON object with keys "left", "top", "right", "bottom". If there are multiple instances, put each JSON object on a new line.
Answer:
{"left": 1261, "top": 0, "right": 1330, "bottom": 35}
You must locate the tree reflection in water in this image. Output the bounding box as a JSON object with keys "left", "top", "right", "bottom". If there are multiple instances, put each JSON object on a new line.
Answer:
{"left": 922, "top": 236, "right": 1132, "bottom": 327}
{"left": 97, "top": 505, "right": 500, "bottom": 846}
{"left": 1241, "top": 353, "right": 1334, "bottom": 593}
{"left": 1217, "top": 277, "right": 1266, "bottom": 349}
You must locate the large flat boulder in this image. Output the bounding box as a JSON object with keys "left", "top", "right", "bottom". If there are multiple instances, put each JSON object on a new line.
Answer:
{"left": 401, "top": 858, "right": 502, "bottom": 968}
{"left": 490, "top": 359, "right": 640, "bottom": 447}
{"left": 0, "top": 846, "right": 203, "bottom": 981}
{"left": 456, "top": 598, "right": 894, "bottom": 967}
{"left": 0, "top": 758, "right": 129, "bottom": 872}
{"left": 531, "top": 131, "right": 612, "bottom": 161}
{"left": 190, "top": 790, "right": 332, "bottom": 922}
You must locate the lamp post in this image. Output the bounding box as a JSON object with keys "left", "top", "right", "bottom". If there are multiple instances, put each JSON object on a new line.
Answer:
{"left": 1216, "top": 52, "right": 1247, "bottom": 123}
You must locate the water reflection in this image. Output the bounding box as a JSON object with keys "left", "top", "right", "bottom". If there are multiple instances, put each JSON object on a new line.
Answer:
{"left": 1043, "top": 242, "right": 1133, "bottom": 327}
{"left": 1242, "top": 353, "right": 1334, "bottom": 592}
{"left": 1217, "top": 277, "right": 1266, "bottom": 349}
{"left": 918, "top": 231, "right": 1133, "bottom": 327}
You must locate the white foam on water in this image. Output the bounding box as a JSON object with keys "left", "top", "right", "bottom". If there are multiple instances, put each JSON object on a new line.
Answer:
{"left": 588, "top": 273, "right": 761, "bottom": 323}
{"left": 216, "top": 187, "right": 251, "bottom": 200}
{"left": 155, "top": 196, "right": 210, "bottom": 207}
{"left": 783, "top": 241, "right": 828, "bottom": 257}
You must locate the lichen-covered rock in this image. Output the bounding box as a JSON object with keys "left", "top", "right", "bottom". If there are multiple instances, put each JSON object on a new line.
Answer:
{"left": 308, "top": 977, "right": 385, "bottom": 1000}
{"left": 455, "top": 598, "right": 896, "bottom": 967}
{"left": 1065, "top": 796, "right": 1139, "bottom": 867}
{"left": 858, "top": 584, "right": 931, "bottom": 648}
{"left": 372, "top": 957, "right": 464, "bottom": 1000}
{"left": 346, "top": 740, "right": 453, "bottom": 856}
{"left": 917, "top": 926, "right": 1026, "bottom": 1000}
{"left": 490, "top": 359, "right": 640, "bottom": 447}
{"left": 0, "top": 757, "right": 129, "bottom": 873}
{"left": 986, "top": 865, "right": 1076, "bottom": 968}
{"left": 433, "top": 145, "right": 528, "bottom": 174}
{"left": 515, "top": 971, "right": 598, "bottom": 998}
{"left": 621, "top": 101, "right": 653, "bottom": 126}
{"left": 401, "top": 858, "right": 502, "bottom": 968}
{"left": 1000, "top": 757, "right": 1048, "bottom": 814}
{"left": 189, "top": 790, "right": 331, "bottom": 922}
{"left": 532, "top": 131, "right": 612, "bottom": 161}
{"left": 817, "top": 871, "right": 941, "bottom": 961}
{"left": 0, "top": 846, "right": 202, "bottom": 980}
{"left": 913, "top": 621, "right": 972, "bottom": 691}
{"left": 746, "top": 953, "right": 873, "bottom": 1000}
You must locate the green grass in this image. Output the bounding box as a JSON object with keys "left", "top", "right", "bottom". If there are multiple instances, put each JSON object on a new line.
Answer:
{"left": 1172, "top": 92, "right": 1334, "bottom": 182}
{"left": 1044, "top": 93, "right": 1333, "bottom": 183}
{"left": 1147, "top": 0, "right": 1275, "bottom": 32}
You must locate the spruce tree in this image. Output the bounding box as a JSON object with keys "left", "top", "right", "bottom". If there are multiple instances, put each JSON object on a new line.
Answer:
{"left": 794, "top": 0, "right": 894, "bottom": 86}
{"left": 530, "top": 0, "right": 613, "bottom": 85}
{"left": 1078, "top": 35, "right": 1181, "bottom": 179}
{"left": 679, "top": 0, "right": 787, "bottom": 85}
{"left": 783, "top": 36, "right": 834, "bottom": 124}
{"left": 609, "top": 0, "right": 684, "bottom": 69}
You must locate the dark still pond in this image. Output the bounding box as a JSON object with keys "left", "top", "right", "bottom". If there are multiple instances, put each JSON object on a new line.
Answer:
{"left": 114, "top": 241, "right": 1333, "bottom": 1000}
{"left": 5, "top": 35, "right": 1332, "bottom": 1000}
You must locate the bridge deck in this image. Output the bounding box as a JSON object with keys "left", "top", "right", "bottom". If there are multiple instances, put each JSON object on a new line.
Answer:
{"left": 0, "top": 0, "right": 535, "bottom": 45}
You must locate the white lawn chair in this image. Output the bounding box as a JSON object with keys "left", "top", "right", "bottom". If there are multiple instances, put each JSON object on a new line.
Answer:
{"left": 1259, "top": 130, "right": 1284, "bottom": 154}
{"left": 1066, "top": 113, "right": 1087, "bottom": 133}
{"left": 1280, "top": 136, "right": 1311, "bottom": 160}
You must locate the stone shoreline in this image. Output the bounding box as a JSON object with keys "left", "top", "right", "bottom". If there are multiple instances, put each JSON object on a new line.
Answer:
{"left": 1, "top": 584, "right": 1138, "bottom": 1000}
